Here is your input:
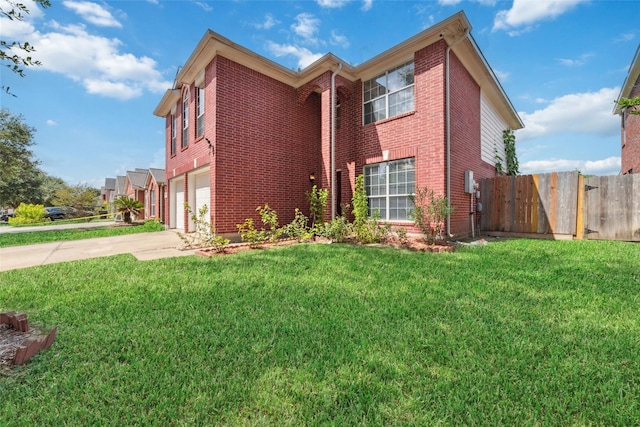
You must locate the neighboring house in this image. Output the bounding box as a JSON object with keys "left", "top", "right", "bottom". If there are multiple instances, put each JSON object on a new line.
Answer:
{"left": 114, "top": 175, "right": 126, "bottom": 201}
{"left": 154, "top": 11, "right": 523, "bottom": 238}
{"left": 145, "top": 168, "right": 166, "bottom": 223}
{"left": 614, "top": 44, "right": 640, "bottom": 175}
{"left": 124, "top": 169, "right": 148, "bottom": 219}
{"left": 101, "top": 178, "right": 116, "bottom": 207}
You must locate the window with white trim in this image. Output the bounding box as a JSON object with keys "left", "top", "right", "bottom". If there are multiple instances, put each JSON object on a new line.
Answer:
{"left": 150, "top": 187, "right": 156, "bottom": 217}
{"left": 196, "top": 86, "right": 205, "bottom": 138}
{"left": 363, "top": 61, "right": 414, "bottom": 125}
{"left": 182, "top": 88, "right": 189, "bottom": 148}
{"left": 364, "top": 157, "right": 415, "bottom": 221}
{"left": 171, "top": 115, "right": 177, "bottom": 155}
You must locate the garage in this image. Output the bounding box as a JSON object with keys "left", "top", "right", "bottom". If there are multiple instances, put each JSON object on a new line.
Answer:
{"left": 170, "top": 177, "right": 185, "bottom": 230}
{"left": 188, "top": 168, "right": 210, "bottom": 231}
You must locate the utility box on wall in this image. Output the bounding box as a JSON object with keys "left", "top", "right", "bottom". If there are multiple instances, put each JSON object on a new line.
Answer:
{"left": 464, "top": 170, "right": 475, "bottom": 194}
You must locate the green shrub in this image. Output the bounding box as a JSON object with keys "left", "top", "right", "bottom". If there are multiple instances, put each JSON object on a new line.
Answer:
{"left": 257, "top": 204, "right": 282, "bottom": 243}
{"left": 142, "top": 219, "right": 165, "bottom": 232}
{"left": 315, "top": 216, "right": 352, "bottom": 243}
{"left": 284, "top": 208, "right": 312, "bottom": 242}
{"left": 237, "top": 218, "right": 267, "bottom": 247}
{"left": 306, "top": 185, "right": 328, "bottom": 227}
{"left": 350, "top": 175, "right": 388, "bottom": 244}
{"left": 8, "top": 203, "right": 47, "bottom": 225}
{"left": 179, "top": 204, "right": 229, "bottom": 252}
{"left": 410, "top": 186, "right": 453, "bottom": 244}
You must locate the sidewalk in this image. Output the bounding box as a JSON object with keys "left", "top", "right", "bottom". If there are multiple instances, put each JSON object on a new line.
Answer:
{"left": 0, "top": 231, "right": 196, "bottom": 272}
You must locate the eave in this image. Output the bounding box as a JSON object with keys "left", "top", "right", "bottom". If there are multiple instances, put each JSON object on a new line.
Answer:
{"left": 614, "top": 44, "right": 640, "bottom": 115}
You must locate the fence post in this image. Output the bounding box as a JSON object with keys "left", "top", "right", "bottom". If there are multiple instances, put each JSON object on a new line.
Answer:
{"left": 575, "top": 174, "right": 585, "bottom": 240}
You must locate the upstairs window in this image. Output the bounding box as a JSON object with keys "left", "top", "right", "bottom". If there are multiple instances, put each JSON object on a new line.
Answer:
{"left": 364, "top": 157, "right": 415, "bottom": 221}
{"left": 171, "top": 115, "right": 177, "bottom": 155}
{"left": 196, "top": 86, "right": 205, "bottom": 138}
{"left": 182, "top": 88, "right": 189, "bottom": 148}
{"left": 363, "top": 61, "right": 414, "bottom": 125}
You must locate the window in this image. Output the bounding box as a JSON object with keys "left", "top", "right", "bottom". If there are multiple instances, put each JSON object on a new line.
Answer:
{"left": 336, "top": 98, "right": 341, "bottom": 129}
{"left": 363, "top": 61, "right": 414, "bottom": 125}
{"left": 196, "top": 86, "right": 205, "bottom": 138}
{"left": 182, "top": 88, "right": 189, "bottom": 148}
{"left": 171, "top": 115, "right": 177, "bottom": 155}
{"left": 150, "top": 187, "right": 156, "bottom": 217}
{"left": 364, "top": 157, "right": 415, "bottom": 221}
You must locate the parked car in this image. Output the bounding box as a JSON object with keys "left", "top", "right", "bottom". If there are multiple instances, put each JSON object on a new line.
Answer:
{"left": 0, "top": 212, "right": 14, "bottom": 222}
{"left": 44, "top": 206, "right": 94, "bottom": 221}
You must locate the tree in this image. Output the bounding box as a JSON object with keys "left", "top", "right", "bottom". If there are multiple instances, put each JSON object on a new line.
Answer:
{"left": 39, "top": 173, "right": 66, "bottom": 206}
{"left": 0, "top": 0, "right": 51, "bottom": 96}
{"left": 0, "top": 108, "right": 45, "bottom": 207}
{"left": 52, "top": 184, "right": 99, "bottom": 210}
{"left": 114, "top": 196, "right": 143, "bottom": 224}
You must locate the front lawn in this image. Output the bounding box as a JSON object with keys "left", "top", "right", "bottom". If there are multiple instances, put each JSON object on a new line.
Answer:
{"left": 1, "top": 239, "right": 638, "bottom": 425}
{"left": 0, "top": 222, "right": 164, "bottom": 248}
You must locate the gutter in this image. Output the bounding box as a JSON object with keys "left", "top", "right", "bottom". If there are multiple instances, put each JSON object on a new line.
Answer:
{"left": 331, "top": 62, "right": 342, "bottom": 221}
{"left": 445, "top": 28, "right": 470, "bottom": 237}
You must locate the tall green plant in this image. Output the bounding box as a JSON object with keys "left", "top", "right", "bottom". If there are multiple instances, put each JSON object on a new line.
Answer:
{"left": 306, "top": 185, "right": 328, "bottom": 227}
{"left": 114, "top": 196, "right": 143, "bottom": 224}
{"left": 496, "top": 129, "right": 519, "bottom": 176}
{"left": 179, "top": 203, "right": 229, "bottom": 252}
{"left": 410, "top": 186, "right": 453, "bottom": 244}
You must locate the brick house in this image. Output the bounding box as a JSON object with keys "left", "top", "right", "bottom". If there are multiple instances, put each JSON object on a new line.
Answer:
{"left": 154, "top": 11, "right": 523, "bottom": 238}
{"left": 615, "top": 44, "right": 640, "bottom": 175}
{"left": 145, "top": 168, "right": 166, "bottom": 223}
{"left": 124, "top": 169, "right": 148, "bottom": 219}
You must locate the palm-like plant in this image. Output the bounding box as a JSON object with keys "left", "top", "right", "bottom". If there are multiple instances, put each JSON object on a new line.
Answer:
{"left": 114, "top": 196, "right": 143, "bottom": 224}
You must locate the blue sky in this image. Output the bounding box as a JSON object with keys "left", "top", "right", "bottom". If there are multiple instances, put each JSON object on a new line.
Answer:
{"left": 1, "top": 0, "right": 637, "bottom": 187}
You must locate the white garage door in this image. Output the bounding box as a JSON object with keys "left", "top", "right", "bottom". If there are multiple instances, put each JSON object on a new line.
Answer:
{"left": 174, "top": 179, "right": 185, "bottom": 231}
{"left": 195, "top": 173, "right": 210, "bottom": 221}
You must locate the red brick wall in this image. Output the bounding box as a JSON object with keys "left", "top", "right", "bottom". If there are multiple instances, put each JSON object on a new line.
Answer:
{"left": 621, "top": 77, "right": 640, "bottom": 175}
{"left": 213, "top": 56, "right": 322, "bottom": 233}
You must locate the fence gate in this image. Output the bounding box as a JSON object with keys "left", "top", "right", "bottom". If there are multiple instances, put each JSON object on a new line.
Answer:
{"left": 582, "top": 174, "right": 640, "bottom": 241}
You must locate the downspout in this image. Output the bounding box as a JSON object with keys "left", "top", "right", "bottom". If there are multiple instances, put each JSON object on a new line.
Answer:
{"left": 331, "top": 62, "right": 342, "bottom": 221}
{"left": 445, "top": 28, "right": 470, "bottom": 237}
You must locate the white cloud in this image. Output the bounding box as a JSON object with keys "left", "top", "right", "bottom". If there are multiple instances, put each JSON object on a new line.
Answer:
{"left": 557, "top": 53, "right": 594, "bottom": 67}
{"left": 194, "top": 2, "right": 213, "bottom": 12}
{"left": 493, "top": 0, "right": 588, "bottom": 33}
{"left": 292, "top": 13, "right": 320, "bottom": 43}
{"left": 493, "top": 68, "right": 509, "bottom": 82}
{"left": 46, "top": 119, "right": 57, "bottom": 126}
{"left": 9, "top": 21, "right": 172, "bottom": 100}
{"left": 265, "top": 41, "right": 323, "bottom": 69}
{"left": 330, "top": 30, "right": 350, "bottom": 48}
{"left": 316, "top": 0, "right": 350, "bottom": 8}
{"left": 361, "top": 0, "right": 373, "bottom": 11}
{"left": 516, "top": 87, "right": 620, "bottom": 142}
{"left": 438, "top": 0, "right": 462, "bottom": 5}
{"left": 521, "top": 157, "right": 621, "bottom": 175}
{"left": 62, "top": 1, "right": 122, "bottom": 28}
{"left": 0, "top": 0, "right": 44, "bottom": 38}
{"left": 254, "top": 13, "right": 279, "bottom": 30}
{"left": 614, "top": 32, "right": 635, "bottom": 42}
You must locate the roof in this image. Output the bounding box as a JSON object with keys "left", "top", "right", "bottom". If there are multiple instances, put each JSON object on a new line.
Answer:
{"left": 146, "top": 168, "right": 166, "bottom": 186}
{"left": 115, "top": 176, "right": 126, "bottom": 196}
{"left": 104, "top": 178, "right": 116, "bottom": 190}
{"left": 153, "top": 10, "right": 522, "bottom": 130}
{"left": 126, "top": 170, "right": 148, "bottom": 190}
{"left": 614, "top": 44, "right": 640, "bottom": 115}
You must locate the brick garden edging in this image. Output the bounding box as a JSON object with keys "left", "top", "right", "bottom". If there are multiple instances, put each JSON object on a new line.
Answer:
{"left": 0, "top": 311, "right": 57, "bottom": 366}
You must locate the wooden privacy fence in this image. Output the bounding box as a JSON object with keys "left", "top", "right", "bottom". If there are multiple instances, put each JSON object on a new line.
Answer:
{"left": 480, "top": 172, "right": 640, "bottom": 241}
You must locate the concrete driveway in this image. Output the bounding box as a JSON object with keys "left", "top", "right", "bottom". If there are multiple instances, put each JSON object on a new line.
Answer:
{"left": 0, "top": 231, "right": 196, "bottom": 272}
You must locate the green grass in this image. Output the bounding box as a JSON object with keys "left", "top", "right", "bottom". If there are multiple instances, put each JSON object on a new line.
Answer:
{"left": 1, "top": 240, "right": 639, "bottom": 425}
{"left": 0, "top": 222, "right": 164, "bottom": 248}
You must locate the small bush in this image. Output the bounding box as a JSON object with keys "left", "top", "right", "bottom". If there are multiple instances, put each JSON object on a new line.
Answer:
{"left": 410, "top": 186, "right": 453, "bottom": 244}
{"left": 284, "top": 208, "right": 312, "bottom": 242}
{"left": 306, "top": 185, "right": 328, "bottom": 227}
{"left": 142, "top": 220, "right": 165, "bottom": 232}
{"left": 315, "top": 216, "right": 352, "bottom": 243}
{"left": 8, "top": 203, "right": 47, "bottom": 225}
{"left": 179, "top": 204, "right": 229, "bottom": 251}
{"left": 237, "top": 218, "right": 267, "bottom": 247}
